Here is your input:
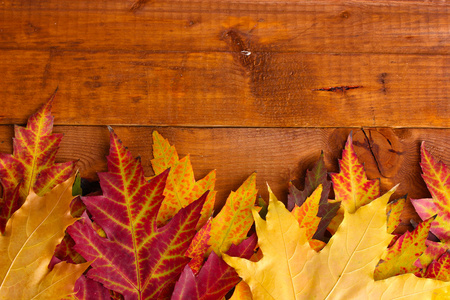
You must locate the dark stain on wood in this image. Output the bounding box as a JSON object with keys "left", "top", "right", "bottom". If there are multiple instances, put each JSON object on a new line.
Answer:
{"left": 186, "top": 19, "right": 201, "bottom": 28}
{"left": 223, "top": 30, "right": 257, "bottom": 71}
{"left": 25, "top": 22, "right": 41, "bottom": 35}
{"left": 84, "top": 76, "right": 103, "bottom": 89}
{"left": 340, "top": 11, "right": 351, "bottom": 19}
{"left": 130, "top": 0, "right": 151, "bottom": 12}
{"left": 379, "top": 72, "right": 388, "bottom": 94}
{"left": 312, "top": 86, "right": 363, "bottom": 92}
{"left": 222, "top": 29, "right": 313, "bottom": 122}
{"left": 131, "top": 96, "right": 141, "bottom": 103}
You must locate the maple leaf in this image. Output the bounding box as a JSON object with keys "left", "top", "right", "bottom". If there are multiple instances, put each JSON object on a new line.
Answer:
{"left": 184, "top": 174, "right": 259, "bottom": 274}
{"left": 313, "top": 199, "right": 340, "bottom": 244}
{"left": 288, "top": 153, "right": 339, "bottom": 243}
{"left": 330, "top": 133, "right": 380, "bottom": 213}
{"left": 386, "top": 196, "right": 406, "bottom": 234}
{"left": 223, "top": 186, "right": 450, "bottom": 299}
{"left": 374, "top": 217, "right": 434, "bottom": 280}
{"left": 291, "top": 185, "right": 326, "bottom": 251}
{"left": 172, "top": 234, "right": 257, "bottom": 300}
{"left": 176, "top": 173, "right": 259, "bottom": 287}
{"left": 152, "top": 131, "right": 216, "bottom": 228}
{"left": 68, "top": 129, "right": 206, "bottom": 299}
{"left": 185, "top": 217, "right": 212, "bottom": 275}
{"left": 326, "top": 205, "right": 344, "bottom": 236}
{"left": 287, "top": 152, "right": 331, "bottom": 210}
{"left": 0, "top": 93, "right": 76, "bottom": 232}
{"left": 209, "top": 173, "right": 258, "bottom": 254}
{"left": 411, "top": 143, "right": 450, "bottom": 242}
{"left": 415, "top": 241, "right": 449, "bottom": 277}
{"left": 424, "top": 252, "right": 450, "bottom": 281}
{"left": 0, "top": 175, "right": 89, "bottom": 299}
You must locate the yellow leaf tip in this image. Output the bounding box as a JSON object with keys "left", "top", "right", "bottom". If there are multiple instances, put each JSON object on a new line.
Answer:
{"left": 389, "top": 184, "right": 400, "bottom": 193}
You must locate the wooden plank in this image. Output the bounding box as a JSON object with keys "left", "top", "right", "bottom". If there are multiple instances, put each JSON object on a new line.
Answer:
{"left": 1, "top": 50, "right": 448, "bottom": 127}
{"left": 1, "top": 0, "right": 449, "bottom": 54}
{"left": 2, "top": 125, "right": 450, "bottom": 228}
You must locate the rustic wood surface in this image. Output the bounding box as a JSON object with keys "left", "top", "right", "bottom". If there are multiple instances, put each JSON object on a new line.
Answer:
{"left": 1, "top": 0, "right": 449, "bottom": 229}
{"left": 2, "top": 51, "right": 449, "bottom": 127}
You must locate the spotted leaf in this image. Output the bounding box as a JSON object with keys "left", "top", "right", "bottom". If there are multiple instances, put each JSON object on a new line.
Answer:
{"left": 185, "top": 218, "right": 212, "bottom": 275}
{"left": 375, "top": 217, "right": 433, "bottom": 280}
{"left": 0, "top": 92, "right": 76, "bottom": 232}
{"left": 209, "top": 173, "right": 258, "bottom": 254}
{"left": 412, "top": 143, "right": 450, "bottom": 243}
{"left": 330, "top": 133, "right": 380, "bottom": 213}
{"left": 386, "top": 196, "right": 406, "bottom": 234}
{"left": 415, "top": 241, "right": 449, "bottom": 273}
{"left": 291, "top": 185, "right": 326, "bottom": 251}
{"left": 424, "top": 252, "right": 450, "bottom": 281}
{"left": 287, "top": 153, "right": 338, "bottom": 244}
{"left": 152, "top": 131, "right": 216, "bottom": 229}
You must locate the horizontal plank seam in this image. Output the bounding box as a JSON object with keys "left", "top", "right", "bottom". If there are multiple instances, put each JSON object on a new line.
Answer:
{"left": 2, "top": 1, "right": 449, "bottom": 12}
{"left": 2, "top": 124, "right": 450, "bottom": 130}
{"left": 0, "top": 48, "right": 449, "bottom": 57}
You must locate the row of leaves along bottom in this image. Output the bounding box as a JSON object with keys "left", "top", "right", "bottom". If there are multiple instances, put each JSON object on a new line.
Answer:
{"left": 1, "top": 96, "right": 450, "bottom": 299}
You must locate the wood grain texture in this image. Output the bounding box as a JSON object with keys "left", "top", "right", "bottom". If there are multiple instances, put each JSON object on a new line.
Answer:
{"left": 2, "top": 0, "right": 449, "bottom": 54}
{"left": 1, "top": 51, "right": 449, "bottom": 127}
{"left": 2, "top": 125, "right": 450, "bottom": 227}
{"left": 1, "top": 0, "right": 449, "bottom": 127}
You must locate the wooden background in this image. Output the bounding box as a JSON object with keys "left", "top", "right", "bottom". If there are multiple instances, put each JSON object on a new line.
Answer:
{"left": 1, "top": 0, "right": 449, "bottom": 229}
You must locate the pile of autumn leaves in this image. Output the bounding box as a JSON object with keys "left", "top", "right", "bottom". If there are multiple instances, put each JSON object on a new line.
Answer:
{"left": 2, "top": 99, "right": 450, "bottom": 299}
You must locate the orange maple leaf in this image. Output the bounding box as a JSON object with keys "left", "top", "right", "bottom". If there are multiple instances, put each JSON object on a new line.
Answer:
{"left": 152, "top": 131, "right": 216, "bottom": 228}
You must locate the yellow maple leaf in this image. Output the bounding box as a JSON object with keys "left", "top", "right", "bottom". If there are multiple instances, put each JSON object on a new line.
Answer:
{"left": 223, "top": 186, "right": 450, "bottom": 299}
{"left": 209, "top": 173, "right": 258, "bottom": 254}
{"left": 0, "top": 175, "right": 89, "bottom": 299}
{"left": 291, "top": 185, "right": 326, "bottom": 251}
{"left": 151, "top": 131, "right": 216, "bottom": 228}
{"left": 386, "top": 196, "right": 406, "bottom": 234}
